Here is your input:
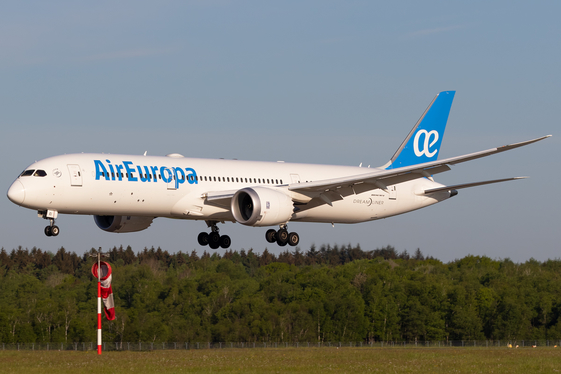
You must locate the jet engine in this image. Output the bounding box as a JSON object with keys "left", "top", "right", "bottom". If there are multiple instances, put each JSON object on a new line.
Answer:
{"left": 231, "top": 187, "right": 294, "bottom": 226}
{"left": 94, "top": 215, "right": 154, "bottom": 233}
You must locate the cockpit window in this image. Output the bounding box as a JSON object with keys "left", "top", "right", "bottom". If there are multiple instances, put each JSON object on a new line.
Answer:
{"left": 20, "top": 170, "right": 35, "bottom": 177}
{"left": 33, "top": 170, "right": 47, "bottom": 177}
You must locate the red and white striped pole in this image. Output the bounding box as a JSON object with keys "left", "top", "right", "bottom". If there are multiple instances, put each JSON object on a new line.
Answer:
{"left": 97, "top": 252, "right": 102, "bottom": 355}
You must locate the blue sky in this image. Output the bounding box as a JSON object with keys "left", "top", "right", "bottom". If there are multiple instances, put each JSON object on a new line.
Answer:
{"left": 1, "top": 1, "right": 559, "bottom": 262}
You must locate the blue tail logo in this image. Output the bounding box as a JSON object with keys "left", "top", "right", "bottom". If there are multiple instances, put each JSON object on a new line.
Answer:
{"left": 386, "top": 91, "right": 455, "bottom": 169}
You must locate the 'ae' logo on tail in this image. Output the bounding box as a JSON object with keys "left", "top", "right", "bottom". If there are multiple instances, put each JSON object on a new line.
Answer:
{"left": 413, "top": 130, "right": 439, "bottom": 158}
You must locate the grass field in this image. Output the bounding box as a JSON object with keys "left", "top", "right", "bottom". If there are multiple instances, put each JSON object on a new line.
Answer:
{"left": 0, "top": 347, "right": 560, "bottom": 373}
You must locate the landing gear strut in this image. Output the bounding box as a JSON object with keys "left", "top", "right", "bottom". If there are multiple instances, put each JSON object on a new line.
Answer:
{"left": 40, "top": 210, "right": 59, "bottom": 237}
{"left": 266, "top": 225, "right": 299, "bottom": 247}
{"left": 198, "top": 221, "right": 231, "bottom": 249}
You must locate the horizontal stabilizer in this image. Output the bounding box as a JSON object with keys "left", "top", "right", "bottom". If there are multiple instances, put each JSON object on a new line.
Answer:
{"left": 423, "top": 177, "right": 527, "bottom": 194}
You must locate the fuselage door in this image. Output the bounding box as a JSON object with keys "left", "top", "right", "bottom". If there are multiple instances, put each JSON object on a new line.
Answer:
{"left": 290, "top": 174, "right": 301, "bottom": 184}
{"left": 67, "top": 164, "right": 83, "bottom": 186}
{"left": 388, "top": 185, "right": 397, "bottom": 200}
{"left": 167, "top": 176, "right": 177, "bottom": 190}
{"left": 161, "top": 168, "right": 176, "bottom": 190}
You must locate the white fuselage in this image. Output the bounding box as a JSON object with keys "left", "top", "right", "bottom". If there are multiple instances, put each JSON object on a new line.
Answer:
{"left": 9, "top": 153, "right": 450, "bottom": 225}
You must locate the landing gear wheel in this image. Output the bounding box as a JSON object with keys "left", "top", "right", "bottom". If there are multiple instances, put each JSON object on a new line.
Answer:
{"left": 277, "top": 229, "right": 288, "bottom": 246}
{"left": 198, "top": 232, "right": 209, "bottom": 246}
{"left": 265, "top": 229, "right": 277, "bottom": 243}
{"left": 288, "top": 232, "right": 299, "bottom": 246}
{"left": 219, "top": 235, "right": 231, "bottom": 249}
{"left": 51, "top": 226, "right": 60, "bottom": 237}
{"left": 44, "top": 226, "right": 52, "bottom": 237}
{"left": 208, "top": 232, "right": 221, "bottom": 250}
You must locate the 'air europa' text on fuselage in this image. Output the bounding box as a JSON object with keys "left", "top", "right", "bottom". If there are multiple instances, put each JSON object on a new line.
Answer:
{"left": 94, "top": 159, "right": 198, "bottom": 189}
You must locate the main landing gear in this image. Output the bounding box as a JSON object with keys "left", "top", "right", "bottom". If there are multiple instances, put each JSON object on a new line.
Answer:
{"left": 40, "top": 210, "right": 60, "bottom": 237}
{"left": 198, "top": 221, "right": 231, "bottom": 249}
{"left": 266, "top": 225, "right": 299, "bottom": 247}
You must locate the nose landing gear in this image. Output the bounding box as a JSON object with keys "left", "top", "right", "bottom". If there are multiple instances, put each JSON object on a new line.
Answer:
{"left": 198, "top": 220, "right": 231, "bottom": 249}
{"left": 44, "top": 221, "right": 60, "bottom": 237}
{"left": 40, "top": 210, "right": 59, "bottom": 237}
{"left": 266, "top": 225, "right": 299, "bottom": 247}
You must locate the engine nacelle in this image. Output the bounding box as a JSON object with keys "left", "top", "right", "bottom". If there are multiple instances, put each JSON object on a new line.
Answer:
{"left": 231, "top": 187, "right": 294, "bottom": 227}
{"left": 94, "top": 215, "right": 154, "bottom": 233}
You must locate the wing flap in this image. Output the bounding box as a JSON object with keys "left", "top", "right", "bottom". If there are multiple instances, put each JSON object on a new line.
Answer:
{"left": 203, "top": 190, "right": 238, "bottom": 209}
{"left": 205, "top": 190, "right": 237, "bottom": 201}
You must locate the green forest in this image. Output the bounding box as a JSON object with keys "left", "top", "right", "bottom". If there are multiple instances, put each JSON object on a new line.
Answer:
{"left": 0, "top": 244, "right": 560, "bottom": 344}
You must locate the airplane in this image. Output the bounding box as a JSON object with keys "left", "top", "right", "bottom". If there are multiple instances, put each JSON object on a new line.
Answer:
{"left": 6, "top": 91, "right": 551, "bottom": 249}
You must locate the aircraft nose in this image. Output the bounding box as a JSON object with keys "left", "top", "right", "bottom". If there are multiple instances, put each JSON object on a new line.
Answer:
{"left": 7, "top": 180, "right": 25, "bottom": 205}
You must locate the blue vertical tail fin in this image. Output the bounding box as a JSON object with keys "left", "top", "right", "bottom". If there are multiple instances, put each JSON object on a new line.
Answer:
{"left": 384, "top": 91, "right": 455, "bottom": 169}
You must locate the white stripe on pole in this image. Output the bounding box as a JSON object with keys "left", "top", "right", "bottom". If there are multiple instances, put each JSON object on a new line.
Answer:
{"left": 97, "top": 280, "right": 102, "bottom": 355}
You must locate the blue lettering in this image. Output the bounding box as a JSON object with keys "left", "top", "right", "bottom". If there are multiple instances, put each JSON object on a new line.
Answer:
{"left": 137, "top": 166, "right": 151, "bottom": 182}
{"left": 94, "top": 160, "right": 109, "bottom": 180}
{"left": 115, "top": 164, "right": 124, "bottom": 181}
{"left": 123, "top": 161, "right": 137, "bottom": 182}
{"left": 173, "top": 167, "right": 185, "bottom": 189}
{"left": 185, "top": 168, "right": 198, "bottom": 184}
{"left": 107, "top": 160, "right": 116, "bottom": 181}
{"left": 150, "top": 166, "right": 159, "bottom": 182}
{"left": 94, "top": 160, "right": 198, "bottom": 189}
{"left": 160, "top": 167, "right": 172, "bottom": 183}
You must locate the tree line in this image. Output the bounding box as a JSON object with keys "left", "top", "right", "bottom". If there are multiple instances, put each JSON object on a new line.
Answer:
{"left": 0, "top": 244, "right": 560, "bottom": 344}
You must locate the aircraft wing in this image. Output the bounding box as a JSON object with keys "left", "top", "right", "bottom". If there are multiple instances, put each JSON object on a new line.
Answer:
{"left": 288, "top": 135, "right": 551, "bottom": 196}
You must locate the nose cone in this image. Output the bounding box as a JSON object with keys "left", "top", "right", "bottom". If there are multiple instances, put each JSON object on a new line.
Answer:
{"left": 7, "top": 180, "right": 25, "bottom": 205}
